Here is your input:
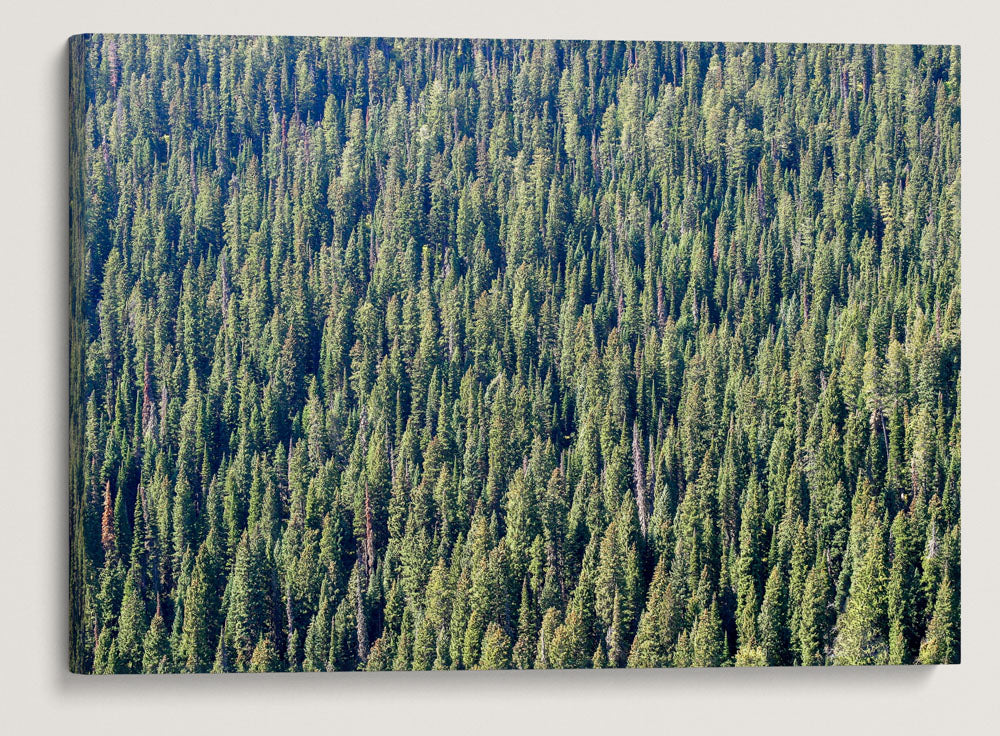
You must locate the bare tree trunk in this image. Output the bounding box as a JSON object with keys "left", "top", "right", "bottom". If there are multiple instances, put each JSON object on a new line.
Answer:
{"left": 633, "top": 421, "right": 649, "bottom": 538}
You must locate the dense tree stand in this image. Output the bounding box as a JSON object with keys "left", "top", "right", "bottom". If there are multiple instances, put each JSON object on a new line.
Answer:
{"left": 69, "top": 36, "right": 960, "bottom": 673}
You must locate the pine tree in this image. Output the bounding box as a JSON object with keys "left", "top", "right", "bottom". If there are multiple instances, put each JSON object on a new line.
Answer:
{"left": 918, "top": 574, "right": 959, "bottom": 665}
{"left": 142, "top": 600, "right": 171, "bottom": 673}
{"left": 834, "top": 516, "right": 889, "bottom": 665}
{"left": 478, "top": 622, "right": 512, "bottom": 670}
{"left": 691, "top": 597, "right": 726, "bottom": 667}
{"left": 114, "top": 564, "right": 147, "bottom": 674}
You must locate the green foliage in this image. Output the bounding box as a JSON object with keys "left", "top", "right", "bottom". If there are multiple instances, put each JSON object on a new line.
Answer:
{"left": 69, "top": 35, "right": 961, "bottom": 672}
{"left": 918, "top": 573, "right": 959, "bottom": 664}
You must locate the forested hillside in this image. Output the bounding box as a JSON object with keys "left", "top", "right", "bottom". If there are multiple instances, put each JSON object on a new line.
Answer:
{"left": 69, "top": 35, "right": 960, "bottom": 673}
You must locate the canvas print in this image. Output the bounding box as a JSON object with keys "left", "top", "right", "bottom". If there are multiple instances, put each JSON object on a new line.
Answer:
{"left": 69, "top": 35, "right": 960, "bottom": 674}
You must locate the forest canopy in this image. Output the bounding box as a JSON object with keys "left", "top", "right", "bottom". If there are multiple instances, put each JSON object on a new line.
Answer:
{"left": 69, "top": 35, "right": 960, "bottom": 673}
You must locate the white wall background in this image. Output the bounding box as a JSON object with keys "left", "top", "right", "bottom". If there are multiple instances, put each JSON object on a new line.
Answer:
{"left": 1, "top": 1, "right": 997, "bottom": 733}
